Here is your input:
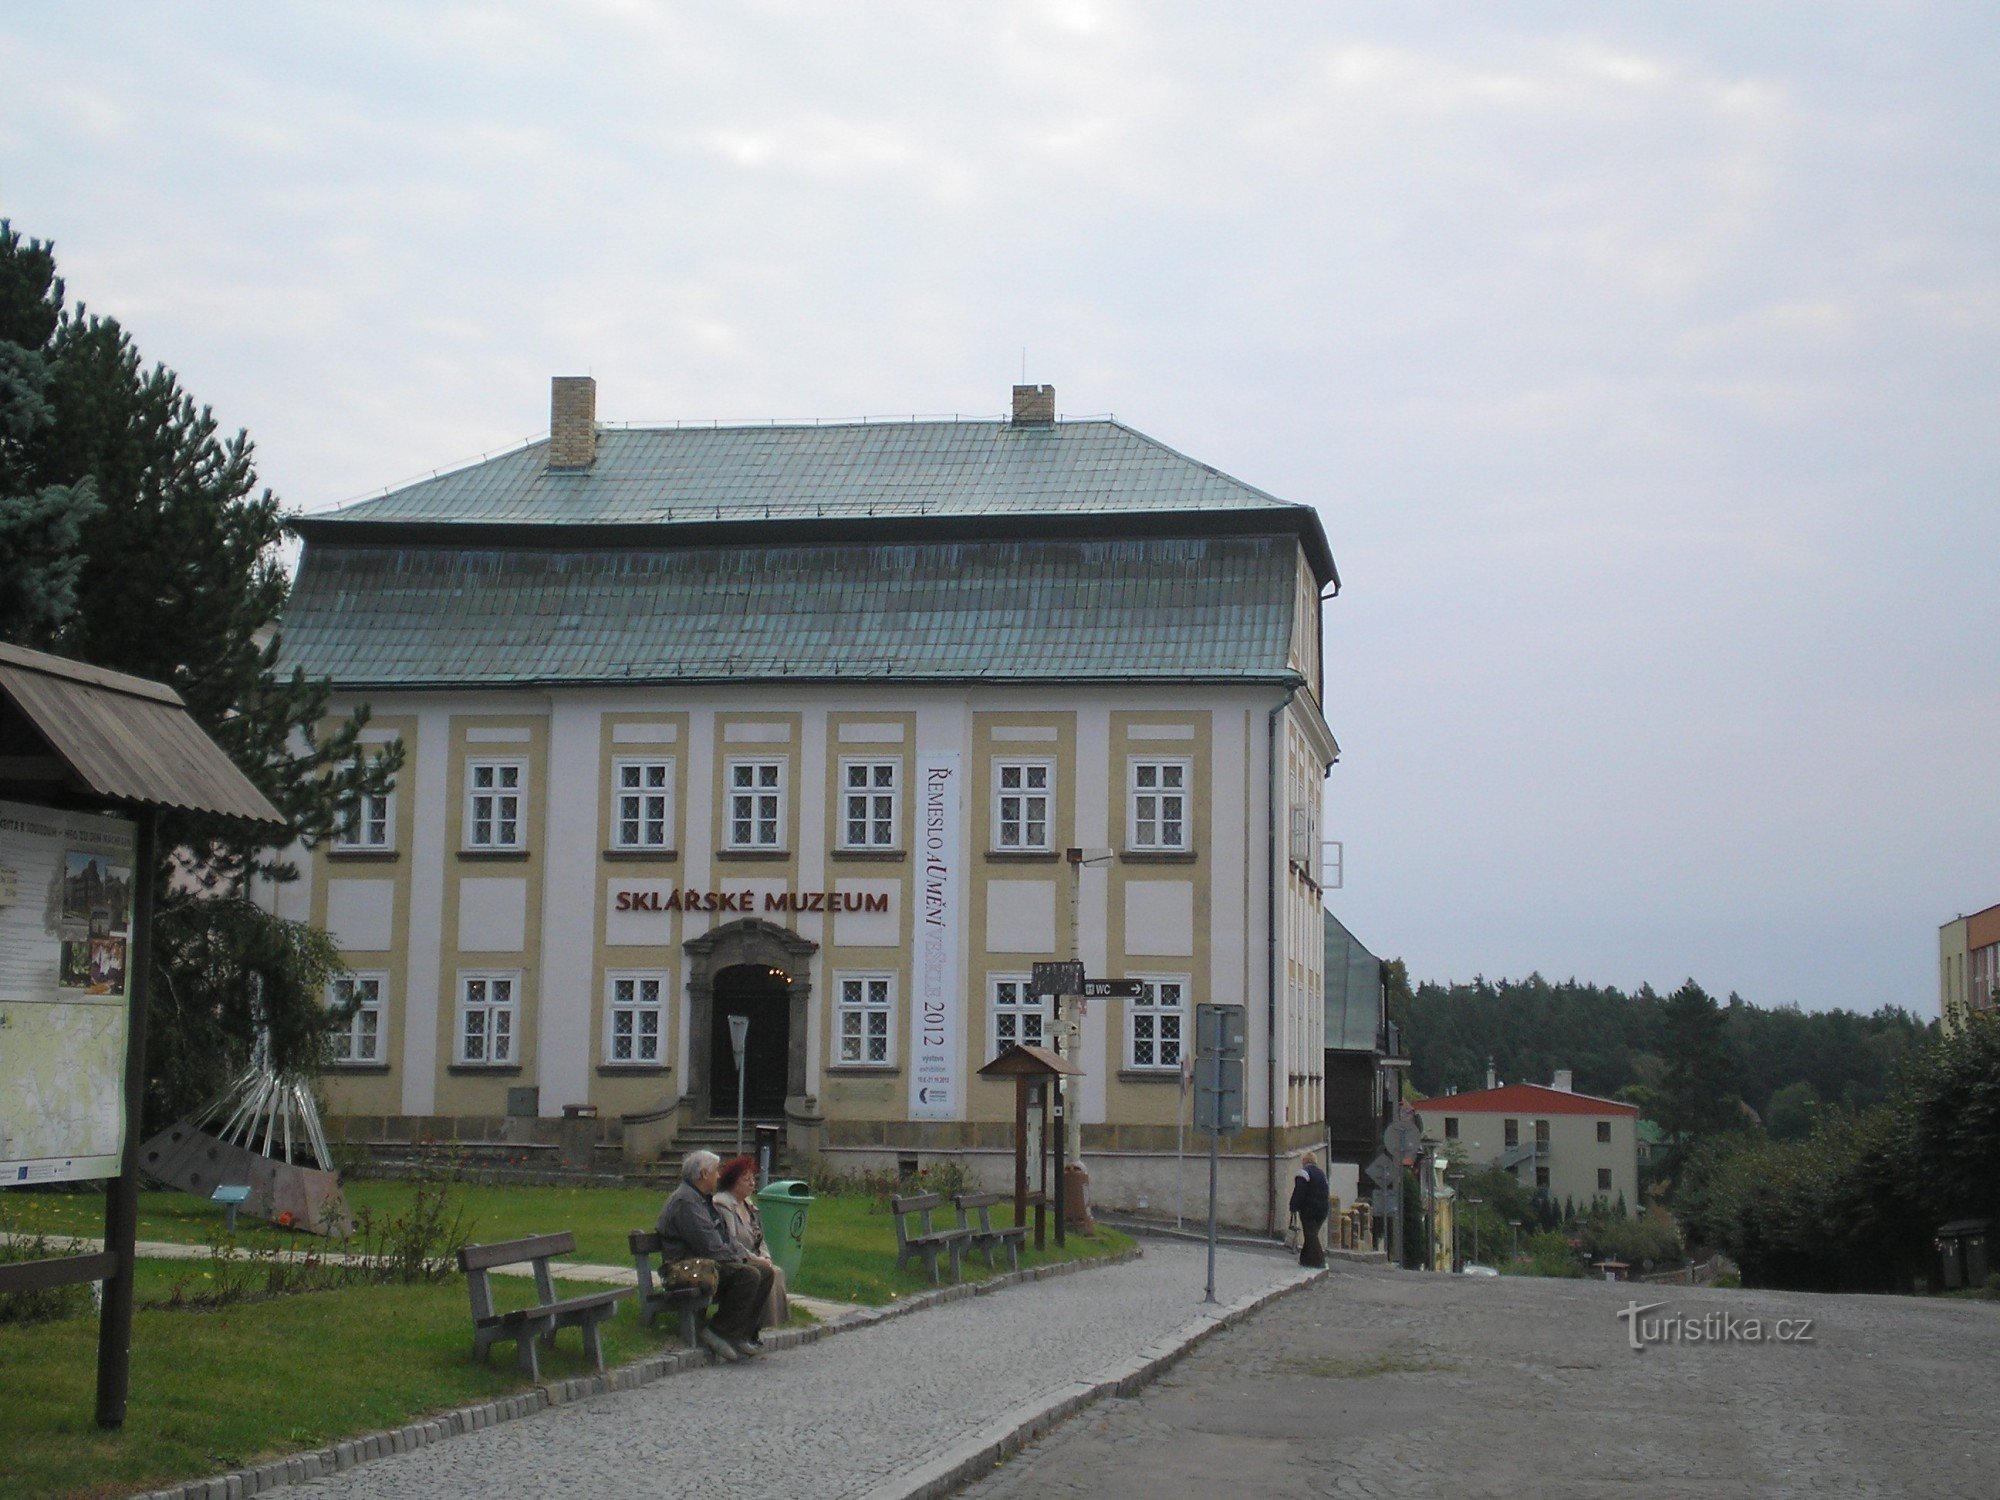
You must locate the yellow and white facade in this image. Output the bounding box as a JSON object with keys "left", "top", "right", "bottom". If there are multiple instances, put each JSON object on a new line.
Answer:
{"left": 275, "top": 380, "right": 1342, "bottom": 1227}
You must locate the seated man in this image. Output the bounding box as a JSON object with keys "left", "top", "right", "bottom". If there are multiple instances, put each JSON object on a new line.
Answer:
{"left": 657, "top": 1148, "right": 776, "bottom": 1362}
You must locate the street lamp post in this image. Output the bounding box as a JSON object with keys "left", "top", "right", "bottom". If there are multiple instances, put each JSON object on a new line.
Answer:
{"left": 1446, "top": 1171, "right": 1464, "bottom": 1271}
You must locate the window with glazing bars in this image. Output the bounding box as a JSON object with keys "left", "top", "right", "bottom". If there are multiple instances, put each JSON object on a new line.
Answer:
{"left": 841, "top": 760, "right": 898, "bottom": 847}
{"left": 466, "top": 761, "right": 523, "bottom": 848}
{"left": 728, "top": 760, "right": 784, "bottom": 848}
{"left": 1129, "top": 760, "right": 1188, "bottom": 850}
{"left": 1127, "top": 977, "right": 1186, "bottom": 1069}
{"left": 994, "top": 761, "right": 1050, "bottom": 850}
{"left": 991, "top": 976, "right": 1051, "bottom": 1053}
{"left": 458, "top": 973, "right": 516, "bottom": 1063}
{"left": 837, "top": 974, "right": 894, "bottom": 1064}
{"left": 614, "top": 760, "right": 674, "bottom": 848}
{"left": 606, "top": 973, "right": 664, "bottom": 1063}
{"left": 328, "top": 975, "right": 384, "bottom": 1062}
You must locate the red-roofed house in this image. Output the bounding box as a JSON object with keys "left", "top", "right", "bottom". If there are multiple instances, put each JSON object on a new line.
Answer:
{"left": 1414, "top": 1069, "right": 1639, "bottom": 1214}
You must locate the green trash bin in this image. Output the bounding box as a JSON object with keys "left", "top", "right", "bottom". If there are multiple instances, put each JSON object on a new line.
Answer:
{"left": 756, "top": 1179, "right": 815, "bottom": 1283}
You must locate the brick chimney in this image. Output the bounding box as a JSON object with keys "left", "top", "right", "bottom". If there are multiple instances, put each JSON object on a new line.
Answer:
{"left": 548, "top": 376, "right": 597, "bottom": 469}
{"left": 1552, "top": 1069, "right": 1573, "bottom": 1092}
{"left": 1011, "top": 383, "right": 1055, "bottom": 426}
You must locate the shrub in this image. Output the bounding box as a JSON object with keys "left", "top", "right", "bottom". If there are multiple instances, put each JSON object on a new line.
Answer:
{"left": 157, "top": 1177, "right": 469, "bottom": 1310}
{"left": 0, "top": 1226, "right": 95, "bottom": 1324}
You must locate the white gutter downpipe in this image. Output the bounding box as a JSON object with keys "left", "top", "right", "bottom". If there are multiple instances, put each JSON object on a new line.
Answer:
{"left": 1266, "top": 684, "right": 1298, "bottom": 1236}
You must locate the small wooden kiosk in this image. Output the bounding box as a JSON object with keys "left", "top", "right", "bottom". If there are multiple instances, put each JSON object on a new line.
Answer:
{"left": 0, "top": 644, "right": 283, "bottom": 1428}
{"left": 977, "top": 1043, "right": 1082, "bottom": 1249}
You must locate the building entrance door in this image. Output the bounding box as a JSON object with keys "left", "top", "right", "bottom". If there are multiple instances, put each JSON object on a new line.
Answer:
{"left": 710, "top": 964, "right": 791, "bottom": 1118}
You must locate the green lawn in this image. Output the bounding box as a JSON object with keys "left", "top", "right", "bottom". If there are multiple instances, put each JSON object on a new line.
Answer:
{"left": 0, "top": 1180, "right": 1132, "bottom": 1500}
{"left": 1, "top": 1180, "right": 1129, "bottom": 1306}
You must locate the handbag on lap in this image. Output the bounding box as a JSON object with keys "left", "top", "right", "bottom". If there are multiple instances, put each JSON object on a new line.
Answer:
{"left": 661, "top": 1257, "right": 719, "bottom": 1297}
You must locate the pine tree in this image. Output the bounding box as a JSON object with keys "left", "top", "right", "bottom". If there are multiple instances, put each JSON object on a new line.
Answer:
{"left": 0, "top": 223, "right": 99, "bottom": 641}
{"left": 0, "top": 221, "right": 402, "bottom": 1125}
{"left": 1655, "top": 980, "right": 1743, "bottom": 1145}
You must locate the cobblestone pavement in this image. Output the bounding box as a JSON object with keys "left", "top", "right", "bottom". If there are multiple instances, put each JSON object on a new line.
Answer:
{"left": 282, "top": 1239, "right": 1312, "bottom": 1500}
{"left": 959, "top": 1261, "right": 2000, "bottom": 1500}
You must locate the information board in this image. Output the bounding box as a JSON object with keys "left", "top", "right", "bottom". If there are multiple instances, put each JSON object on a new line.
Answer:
{"left": 0, "top": 799, "right": 137, "bottom": 1184}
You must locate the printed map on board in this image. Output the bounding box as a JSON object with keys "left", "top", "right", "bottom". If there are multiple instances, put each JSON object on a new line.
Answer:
{"left": 0, "top": 799, "right": 137, "bottom": 1184}
{"left": 0, "top": 1000, "right": 127, "bottom": 1182}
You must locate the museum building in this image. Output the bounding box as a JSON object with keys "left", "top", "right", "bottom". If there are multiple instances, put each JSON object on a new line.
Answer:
{"left": 273, "top": 378, "right": 1341, "bottom": 1226}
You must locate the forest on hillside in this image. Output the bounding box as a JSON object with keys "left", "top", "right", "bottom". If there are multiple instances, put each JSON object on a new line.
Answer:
{"left": 1388, "top": 969, "right": 1931, "bottom": 1126}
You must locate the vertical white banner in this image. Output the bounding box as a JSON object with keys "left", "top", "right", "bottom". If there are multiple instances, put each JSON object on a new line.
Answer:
{"left": 911, "top": 752, "right": 960, "bottom": 1120}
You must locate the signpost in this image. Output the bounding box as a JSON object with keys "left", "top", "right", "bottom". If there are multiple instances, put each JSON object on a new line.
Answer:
{"left": 1378, "top": 1110, "right": 1423, "bottom": 1269}
{"left": 1194, "top": 1002, "right": 1247, "bottom": 1303}
{"left": 727, "top": 1014, "right": 749, "bottom": 1155}
{"left": 1030, "top": 961, "right": 1084, "bottom": 997}
{"left": 1079, "top": 978, "right": 1145, "bottom": 1000}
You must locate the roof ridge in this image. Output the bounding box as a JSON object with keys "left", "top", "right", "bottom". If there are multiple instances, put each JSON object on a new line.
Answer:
{"left": 1104, "top": 418, "right": 1300, "bottom": 510}
{"left": 0, "top": 641, "right": 187, "bottom": 706}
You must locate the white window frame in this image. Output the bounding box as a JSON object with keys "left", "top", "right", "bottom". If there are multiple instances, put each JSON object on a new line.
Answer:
{"left": 1128, "top": 758, "right": 1190, "bottom": 852}
{"left": 328, "top": 973, "right": 386, "bottom": 1064}
{"left": 834, "top": 971, "right": 896, "bottom": 1066}
{"left": 456, "top": 970, "right": 520, "bottom": 1065}
{"left": 612, "top": 758, "right": 676, "bottom": 850}
{"left": 465, "top": 759, "right": 526, "bottom": 850}
{"left": 725, "top": 758, "right": 786, "bottom": 850}
{"left": 1125, "top": 974, "right": 1188, "bottom": 1072}
{"left": 604, "top": 970, "right": 667, "bottom": 1066}
{"left": 333, "top": 769, "right": 393, "bottom": 851}
{"left": 993, "top": 759, "right": 1052, "bottom": 851}
{"left": 990, "top": 974, "right": 1053, "bottom": 1055}
{"left": 838, "top": 758, "right": 900, "bottom": 850}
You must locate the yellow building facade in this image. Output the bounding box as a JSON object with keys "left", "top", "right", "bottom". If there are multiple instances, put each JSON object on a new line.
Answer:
{"left": 273, "top": 380, "right": 1342, "bottom": 1229}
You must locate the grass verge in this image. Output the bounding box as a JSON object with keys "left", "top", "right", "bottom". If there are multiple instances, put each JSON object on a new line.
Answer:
{"left": 0, "top": 1181, "right": 1131, "bottom": 1499}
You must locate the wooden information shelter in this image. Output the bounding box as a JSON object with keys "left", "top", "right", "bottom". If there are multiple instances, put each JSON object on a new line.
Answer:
{"left": 977, "top": 1042, "right": 1082, "bottom": 1249}
{"left": 0, "top": 643, "right": 284, "bottom": 1429}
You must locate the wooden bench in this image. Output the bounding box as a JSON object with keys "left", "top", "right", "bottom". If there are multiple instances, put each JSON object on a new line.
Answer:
{"left": 954, "top": 1191, "right": 1028, "bottom": 1272}
{"left": 627, "top": 1228, "right": 714, "bottom": 1347}
{"left": 456, "top": 1232, "right": 631, "bottom": 1380}
{"left": 890, "top": 1191, "right": 975, "bottom": 1284}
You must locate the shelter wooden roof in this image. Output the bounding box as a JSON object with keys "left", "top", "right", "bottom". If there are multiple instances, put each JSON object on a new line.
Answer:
{"left": 0, "top": 643, "right": 284, "bottom": 824}
{"left": 977, "top": 1043, "right": 1084, "bottom": 1078}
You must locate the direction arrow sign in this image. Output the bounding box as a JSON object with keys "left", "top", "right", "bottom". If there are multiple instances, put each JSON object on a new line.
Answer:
{"left": 1081, "top": 978, "right": 1146, "bottom": 999}
{"left": 1370, "top": 1189, "right": 1399, "bottom": 1218}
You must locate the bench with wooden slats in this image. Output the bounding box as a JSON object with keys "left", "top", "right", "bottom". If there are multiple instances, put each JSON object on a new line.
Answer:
{"left": 953, "top": 1191, "right": 1029, "bottom": 1272}
{"left": 627, "top": 1228, "right": 714, "bottom": 1347}
{"left": 890, "top": 1191, "right": 976, "bottom": 1284}
{"left": 456, "top": 1231, "right": 631, "bottom": 1380}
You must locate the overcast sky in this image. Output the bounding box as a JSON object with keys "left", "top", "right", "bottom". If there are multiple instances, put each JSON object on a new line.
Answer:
{"left": 4, "top": 2, "right": 1994, "bottom": 1018}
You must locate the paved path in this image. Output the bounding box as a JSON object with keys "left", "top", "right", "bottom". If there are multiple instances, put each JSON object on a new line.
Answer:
{"left": 959, "top": 1261, "right": 2000, "bottom": 1500}
{"left": 280, "top": 1239, "right": 1313, "bottom": 1500}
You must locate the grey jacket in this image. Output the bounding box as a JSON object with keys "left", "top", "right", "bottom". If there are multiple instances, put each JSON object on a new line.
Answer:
{"left": 656, "top": 1181, "right": 749, "bottom": 1263}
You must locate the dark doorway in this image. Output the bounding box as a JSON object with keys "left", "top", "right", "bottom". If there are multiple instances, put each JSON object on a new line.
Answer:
{"left": 710, "top": 964, "right": 791, "bottom": 1118}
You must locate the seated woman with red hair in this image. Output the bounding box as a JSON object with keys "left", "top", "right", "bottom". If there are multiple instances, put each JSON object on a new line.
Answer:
{"left": 712, "top": 1155, "right": 789, "bottom": 1338}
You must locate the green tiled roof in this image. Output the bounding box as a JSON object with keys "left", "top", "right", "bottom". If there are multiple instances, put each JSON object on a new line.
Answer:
{"left": 1324, "top": 911, "right": 1386, "bottom": 1052}
{"left": 280, "top": 535, "right": 1302, "bottom": 688}
{"left": 313, "top": 419, "right": 1304, "bottom": 529}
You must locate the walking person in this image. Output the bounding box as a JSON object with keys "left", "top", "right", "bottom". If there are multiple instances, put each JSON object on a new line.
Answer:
{"left": 1290, "top": 1152, "right": 1330, "bottom": 1268}
{"left": 712, "top": 1154, "right": 790, "bottom": 1338}
{"left": 657, "top": 1149, "right": 776, "bottom": 1362}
